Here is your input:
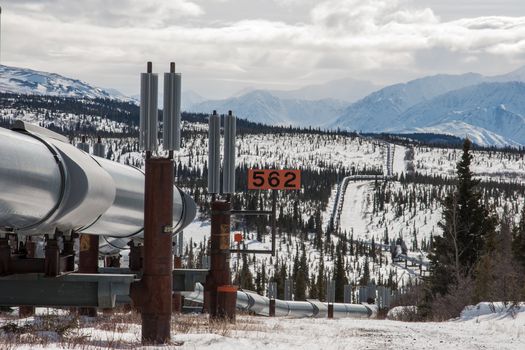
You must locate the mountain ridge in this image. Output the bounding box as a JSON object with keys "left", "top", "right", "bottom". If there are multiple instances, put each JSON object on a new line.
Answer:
{"left": 0, "top": 65, "right": 131, "bottom": 102}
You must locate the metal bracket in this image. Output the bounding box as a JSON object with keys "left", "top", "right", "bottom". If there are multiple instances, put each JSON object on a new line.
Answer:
{"left": 0, "top": 273, "right": 135, "bottom": 308}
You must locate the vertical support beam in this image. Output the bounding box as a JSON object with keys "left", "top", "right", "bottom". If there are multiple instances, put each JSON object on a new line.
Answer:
{"left": 0, "top": 237, "right": 9, "bottom": 275}
{"left": 78, "top": 234, "right": 99, "bottom": 317}
{"left": 19, "top": 237, "right": 35, "bottom": 318}
{"left": 141, "top": 158, "right": 173, "bottom": 345}
{"left": 217, "top": 285, "right": 237, "bottom": 322}
{"left": 128, "top": 241, "right": 143, "bottom": 271}
{"left": 327, "top": 279, "right": 335, "bottom": 319}
{"left": 172, "top": 256, "right": 182, "bottom": 313}
{"left": 269, "top": 299, "right": 276, "bottom": 317}
{"left": 205, "top": 200, "right": 232, "bottom": 320}
{"left": 62, "top": 235, "right": 76, "bottom": 272}
{"left": 271, "top": 190, "right": 277, "bottom": 256}
{"left": 78, "top": 235, "right": 99, "bottom": 273}
{"left": 268, "top": 281, "right": 276, "bottom": 317}
{"left": 44, "top": 237, "right": 60, "bottom": 277}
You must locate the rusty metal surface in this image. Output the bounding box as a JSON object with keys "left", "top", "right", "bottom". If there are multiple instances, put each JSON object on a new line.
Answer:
{"left": 217, "top": 285, "right": 237, "bottom": 322}
{"left": 78, "top": 234, "right": 99, "bottom": 316}
{"left": 44, "top": 238, "right": 60, "bottom": 277}
{"left": 139, "top": 158, "right": 174, "bottom": 344}
{"left": 269, "top": 299, "right": 276, "bottom": 317}
{"left": 205, "top": 200, "right": 232, "bottom": 320}
{"left": 78, "top": 235, "right": 99, "bottom": 274}
{"left": 328, "top": 304, "right": 334, "bottom": 319}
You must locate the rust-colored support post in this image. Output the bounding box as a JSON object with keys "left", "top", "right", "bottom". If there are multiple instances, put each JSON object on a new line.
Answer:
{"left": 78, "top": 235, "right": 99, "bottom": 273}
{"left": 269, "top": 299, "right": 276, "bottom": 317}
{"left": 129, "top": 241, "right": 143, "bottom": 271}
{"left": 205, "top": 200, "right": 232, "bottom": 320}
{"left": 0, "top": 237, "right": 9, "bottom": 275}
{"left": 25, "top": 239, "right": 36, "bottom": 260}
{"left": 172, "top": 256, "right": 183, "bottom": 313}
{"left": 78, "top": 234, "right": 99, "bottom": 317}
{"left": 140, "top": 157, "right": 174, "bottom": 345}
{"left": 328, "top": 303, "right": 334, "bottom": 319}
{"left": 44, "top": 236, "right": 60, "bottom": 277}
{"left": 19, "top": 238, "right": 36, "bottom": 318}
{"left": 62, "top": 236, "right": 76, "bottom": 272}
{"left": 217, "top": 285, "right": 237, "bottom": 322}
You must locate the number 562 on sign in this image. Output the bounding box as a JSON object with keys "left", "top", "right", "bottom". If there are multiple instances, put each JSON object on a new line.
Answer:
{"left": 247, "top": 169, "right": 301, "bottom": 190}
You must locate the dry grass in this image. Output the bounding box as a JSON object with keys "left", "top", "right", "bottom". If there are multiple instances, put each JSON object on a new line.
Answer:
{"left": 0, "top": 309, "right": 269, "bottom": 350}
{"left": 172, "top": 314, "right": 266, "bottom": 337}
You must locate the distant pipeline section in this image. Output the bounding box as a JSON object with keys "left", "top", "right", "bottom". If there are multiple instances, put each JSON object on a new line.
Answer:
{"left": 183, "top": 283, "right": 376, "bottom": 319}
{"left": 0, "top": 121, "right": 196, "bottom": 253}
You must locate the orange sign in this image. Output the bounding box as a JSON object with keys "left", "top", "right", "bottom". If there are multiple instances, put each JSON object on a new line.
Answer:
{"left": 234, "top": 232, "right": 243, "bottom": 243}
{"left": 247, "top": 169, "right": 301, "bottom": 190}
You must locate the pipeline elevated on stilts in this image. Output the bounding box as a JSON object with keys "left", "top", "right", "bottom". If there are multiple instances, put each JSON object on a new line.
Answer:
{"left": 183, "top": 283, "right": 376, "bottom": 318}
{"left": 0, "top": 121, "right": 196, "bottom": 253}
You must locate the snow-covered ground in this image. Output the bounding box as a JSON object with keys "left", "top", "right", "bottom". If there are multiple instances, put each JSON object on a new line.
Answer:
{"left": 413, "top": 146, "right": 525, "bottom": 181}
{"left": 392, "top": 144, "right": 406, "bottom": 176}
{"left": 175, "top": 313, "right": 524, "bottom": 350}
{"left": 1, "top": 303, "right": 523, "bottom": 349}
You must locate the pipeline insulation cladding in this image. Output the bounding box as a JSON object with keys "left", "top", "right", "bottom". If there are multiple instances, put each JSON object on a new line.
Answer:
{"left": 139, "top": 72, "right": 159, "bottom": 152}
{"left": 163, "top": 72, "right": 182, "bottom": 151}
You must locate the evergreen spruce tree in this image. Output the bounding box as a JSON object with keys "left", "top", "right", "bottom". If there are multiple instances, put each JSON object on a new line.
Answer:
{"left": 512, "top": 203, "right": 525, "bottom": 270}
{"left": 423, "top": 138, "right": 497, "bottom": 316}
{"left": 317, "top": 250, "right": 325, "bottom": 301}
{"left": 239, "top": 253, "right": 255, "bottom": 291}
{"left": 333, "top": 241, "right": 348, "bottom": 302}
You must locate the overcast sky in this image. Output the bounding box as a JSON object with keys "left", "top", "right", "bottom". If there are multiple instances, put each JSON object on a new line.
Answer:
{"left": 1, "top": 0, "right": 525, "bottom": 98}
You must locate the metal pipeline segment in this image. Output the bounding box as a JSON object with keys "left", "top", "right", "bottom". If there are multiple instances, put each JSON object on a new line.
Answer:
{"left": 0, "top": 122, "right": 196, "bottom": 255}
{"left": 183, "top": 283, "right": 374, "bottom": 318}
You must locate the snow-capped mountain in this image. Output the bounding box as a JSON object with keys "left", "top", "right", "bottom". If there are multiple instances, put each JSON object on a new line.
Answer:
{"left": 328, "top": 66, "right": 525, "bottom": 146}
{"left": 0, "top": 65, "right": 130, "bottom": 101}
{"left": 187, "top": 90, "right": 346, "bottom": 126}
{"left": 330, "top": 73, "right": 486, "bottom": 133}
{"left": 389, "top": 82, "right": 525, "bottom": 145}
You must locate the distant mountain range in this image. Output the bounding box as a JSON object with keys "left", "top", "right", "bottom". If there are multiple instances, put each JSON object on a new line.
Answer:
{"left": 187, "top": 90, "right": 346, "bottom": 126}
{"left": 0, "top": 65, "right": 130, "bottom": 101}
{"left": 3, "top": 63, "right": 525, "bottom": 147}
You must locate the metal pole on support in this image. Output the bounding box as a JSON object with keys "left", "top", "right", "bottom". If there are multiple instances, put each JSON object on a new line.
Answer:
{"left": 135, "top": 61, "right": 174, "bottom": 345}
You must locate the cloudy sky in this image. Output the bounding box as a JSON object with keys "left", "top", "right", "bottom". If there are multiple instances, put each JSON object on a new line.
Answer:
{"left": 1, "top": 0, "right": 525, "bottom": 98}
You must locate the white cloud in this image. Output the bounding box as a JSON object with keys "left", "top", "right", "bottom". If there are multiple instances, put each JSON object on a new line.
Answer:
{"left": 1, "top": 0, "right": 525, "bottom": 97}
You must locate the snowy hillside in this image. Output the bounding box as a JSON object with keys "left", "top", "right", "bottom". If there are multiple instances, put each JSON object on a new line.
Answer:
{"left": 2, "top": 96, "right": 525, "bottom": 296}
{"left": 402, "top": 121, "right": 518, "bottom": 148}
{"left": 389, "top": 82, "right": 525, "bottom": 145}
{"left": 187, "top": 90, "right": 346, "bottom": 126}
{"left": 0, "top": 65, "right": 131, "bottom": 101}
{"left": 328, "top": 67, "right": 525, "bottom": 146}
{"left": 330, "top": 73, "right": 485, "bottom": 133}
